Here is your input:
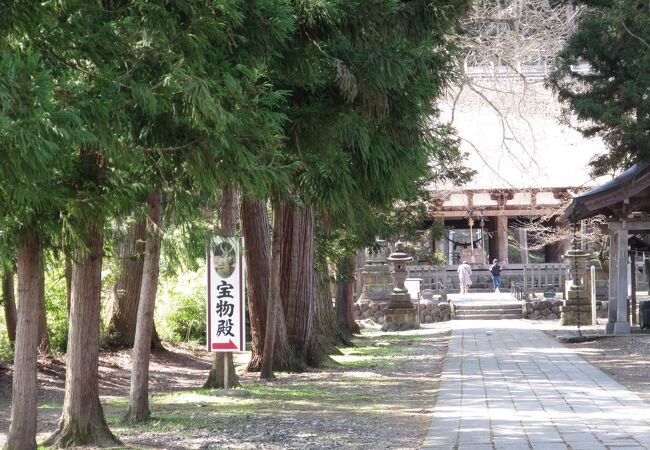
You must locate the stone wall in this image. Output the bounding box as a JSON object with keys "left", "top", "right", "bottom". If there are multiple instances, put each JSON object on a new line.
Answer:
{"left": 419, "top": 301, "right": 452, "bottom": 323}
{"left": 524, "top": 298, "right": 608, "bottom": 320}
{"left": 524, "top": 299, "right": 562, "bottom": 320}
{"left": 353, "top": 300, "right": 451, "bottom": 324}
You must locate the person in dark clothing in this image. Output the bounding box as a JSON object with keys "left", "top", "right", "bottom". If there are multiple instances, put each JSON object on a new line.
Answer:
{"left": 490, "top": 259, "right": 501, "bottom": 292}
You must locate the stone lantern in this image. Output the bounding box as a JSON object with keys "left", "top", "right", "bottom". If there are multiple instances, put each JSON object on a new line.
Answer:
{"left": 560, "top": 238, "right": 591, "bottom": 326}
{"left": 381, "top": 247, "right": 420, "bottom": 331}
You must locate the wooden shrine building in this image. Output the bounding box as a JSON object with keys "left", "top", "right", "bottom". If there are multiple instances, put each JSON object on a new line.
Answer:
{"left": 430, "top": 186, "right": 579, "bottom": 265}
{"left": 565, "top": 163, "right": 650, "bottom": 335}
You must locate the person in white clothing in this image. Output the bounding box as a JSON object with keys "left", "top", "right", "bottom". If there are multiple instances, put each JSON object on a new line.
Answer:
{"left": 457, "top": 261, "right": 472, "bottom": 294}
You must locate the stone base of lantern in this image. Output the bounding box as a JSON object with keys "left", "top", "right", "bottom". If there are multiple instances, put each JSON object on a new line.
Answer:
{"left": 560, "top": 289, "right": 592, "bottom": 326}
{"left": 381, "top": 292, "right": 420, "bottom": 331}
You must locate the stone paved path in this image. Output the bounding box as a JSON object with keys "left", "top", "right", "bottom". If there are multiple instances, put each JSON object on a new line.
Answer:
{"left": 422, "top": 320, "right": 650, "bottom": 449}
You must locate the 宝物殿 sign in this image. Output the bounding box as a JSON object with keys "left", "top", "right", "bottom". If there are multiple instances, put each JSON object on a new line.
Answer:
{"left": 207, "top": 236, "right": 245, "bottom": 352}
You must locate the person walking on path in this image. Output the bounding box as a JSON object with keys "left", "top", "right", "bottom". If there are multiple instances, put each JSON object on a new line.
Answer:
{"left": 457, "top": 261, "right": 472, "bottom": 294}
{"left": 490, "top": 259, "right": 501, "bottom": 293}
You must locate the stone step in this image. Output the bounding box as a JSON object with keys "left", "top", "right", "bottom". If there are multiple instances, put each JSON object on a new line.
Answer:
{"left": 453, "top": 303, "right": 523, "bottom": 320}
{"left": 455, "top": 313, "right": 523, "bottom": 320}
{"left": 455, "top": 309, "right": 522, "bottom": 316}
{"left": 455, "top": 305, "right": 522, "bottom": 312}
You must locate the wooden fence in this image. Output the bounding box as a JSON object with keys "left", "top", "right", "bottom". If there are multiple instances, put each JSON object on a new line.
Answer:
{"left": 404, "top": 263, "right": 570, "bottom": 294}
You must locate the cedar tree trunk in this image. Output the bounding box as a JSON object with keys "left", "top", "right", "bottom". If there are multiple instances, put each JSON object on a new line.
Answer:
{"left": 5, "top": 227, "right": 40, "bottom": 450}
{"left": 277, "top": 201, "right": 315, "bottom": 370}
{"left": 64, "top": 255, "right": 72, "bottom": 316}
{"left": 2, "top": 267, "right": 17, "bottom": 345}
{"left": 306, "top": 268, "right": 342, "bottom": 368}
{"left": 44, "top": 225, "right": 120, "bottom": 447}
{"left": 240, "top": 199, "right": 270, "bottom": 372}
{"left": 205, "top": 184, "right": 239, "bottom": 388}
{"left": 105, "top": 218, "right": 163, "bottom": 349}
{"left": 314, "top": 265, "right": 351, "bottom": 350}
{"left": 260, "top": 204, "right": 295, "bottom": 378}
{"left": 124, "top": 188, "right": 164, "bottom": 424}
{"left": 37, "top": 262, "right": 50, "bottom": 355}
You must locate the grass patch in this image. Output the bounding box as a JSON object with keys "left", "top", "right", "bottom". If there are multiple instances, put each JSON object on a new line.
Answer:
{"left": 39, "top": 401, "right": 63, "bottom": 409}
{"left": 333, "top": 332, "right": 429, "bottom": 369}
{"left": 108, "top": 412, "right": 227, "bottom": 432}
{"left": 344, "top": 346, "right": 398, "bottom": 357}
{"left": 334, "top": 358, "right": 399, "bottom": 369}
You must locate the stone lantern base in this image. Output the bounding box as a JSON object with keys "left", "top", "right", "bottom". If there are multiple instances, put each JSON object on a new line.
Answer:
{"left": 560, "top": 288, "right": 592, "bottom": 326}
{"left": 381, "top": 291, "right": 420, "bottom": 332}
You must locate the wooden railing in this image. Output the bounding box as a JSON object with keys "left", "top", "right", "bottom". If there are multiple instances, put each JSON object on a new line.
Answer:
{"left": 406, "top": 263, "right": 570, "bottom": 294}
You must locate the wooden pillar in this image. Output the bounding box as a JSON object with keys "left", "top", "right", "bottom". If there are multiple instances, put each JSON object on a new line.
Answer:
{"left": 631, "top": 252, "right": 637, "bottom": 325}
{"left": 488, "top": 217, "right": 498, "bottom": 263}
{"left": 606, "top": 232, "right": 618, "bottom": 334}
{"left": 646, "top": 256, "right": 650, "bottom": 296}
{"left": 614, "top": 225, "right": 631, "bottom": 334}
{"left": 515, "top": 228, "right": 529, "bottom": 264}
{"left": 496, "top": 216, "right": 508, "bottom": 264}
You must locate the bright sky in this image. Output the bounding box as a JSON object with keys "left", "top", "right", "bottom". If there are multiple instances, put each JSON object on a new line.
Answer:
{"left": 435, "top": 79, "right": 612, "bottom": 191}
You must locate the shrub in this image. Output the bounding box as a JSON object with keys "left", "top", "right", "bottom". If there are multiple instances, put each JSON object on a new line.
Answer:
{"left": 156, "top": 268, "right": 206, "bottom": 345}
{"left": 0, "top": 322, "right": 12, "bottom": 363}
{"left": 44, "top": 262, "right": 70, "bottom": 354}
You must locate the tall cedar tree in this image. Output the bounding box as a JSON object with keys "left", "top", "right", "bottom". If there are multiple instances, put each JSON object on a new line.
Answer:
{"left": 87, "top": 1, "right": 295, "bottom": 393}
{"left": 44, "top": 148, "right": 122, "bottom": 447}
{"left": 263, "top": 0, "right": 472, "bottom": 370}
{"left": 2, "top": 0, "right": 293, "bottom": 444}
{"left": 47, "top": 1, "right": 291, "bottom": 427}
{"left": 240, "top": 198, "right": 295, "bottom": 373}
{"left": 124, "top": 188, "right": 163, "bottom": 424}
{"left": 549, "top": 0, "right": 650, "bottom": 173}
{"left": 0, "top": 45, "right": 83, "bottom": 450}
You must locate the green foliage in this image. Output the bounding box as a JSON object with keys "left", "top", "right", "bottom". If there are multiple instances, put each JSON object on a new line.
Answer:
{"left": 156, "top": 268, "right": 206, "bottom": 345}
{"left": 277, "top": 1, "right": 474, "bottom": 198}
{"left": 549, "top": 0, "right": 650, "bottom": 174}
{"left": 44, "top": 264, "right": 70, "bottom": 354}
{"left": 278, "top": 0, "right": 473, "bottom": 275}
{"left": 0, "top": 325, "right": 12, "bottom": 363}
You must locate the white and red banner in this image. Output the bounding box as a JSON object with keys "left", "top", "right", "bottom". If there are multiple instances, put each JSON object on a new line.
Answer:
{"left": 207, "top": 236, "right": 245, "bottom": 352}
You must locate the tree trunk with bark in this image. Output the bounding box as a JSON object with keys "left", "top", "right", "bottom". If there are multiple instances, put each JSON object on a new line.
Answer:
{"left": 2, "top": 267, "right": 17, "bottom": 345}
{"left": 277, "top": 201, "right": 315, "bottom": 370}
{"left": 124, "top": 188, "right": 164, "bottom": 424}
{"left": 335, "top": 255, "right": 359, "bottom": 336}
{"left": 307, "top": 268, "right": 344, "bottom": 368}
{"left": 205, "top": 184, "right": 240, "bottom": 389}
{"left": 5, "top": 227, "right": 40, "bottom": 450}
{"left": 65, "top": 255, "right": 72, "bottom": 316}
{"left": 240, "top": 199, "right": 270, "bottom": 372}
{"left": 37, "top": 262, "right": 50, "bottom": 356}
{"left": 260, "top": 204, "right": 295, "bottom": 378}
{"left": 105, "top": 218, "right": 163, "bottom": 349}
{"left": 314, "top": 265, "right": 351, "bottom": 350}
{"left": 44, "top": 225, "right": 120, "bottom": 447}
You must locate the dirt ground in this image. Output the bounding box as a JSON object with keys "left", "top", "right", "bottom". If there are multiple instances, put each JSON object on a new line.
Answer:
{"left": 2, "top": 321, "right": 650, "bottom": 449}
{"left": 0, "top": 325, "right": 449, "bottom": 449}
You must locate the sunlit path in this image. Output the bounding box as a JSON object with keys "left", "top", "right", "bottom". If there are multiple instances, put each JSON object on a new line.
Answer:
{"left": 422, "top": 320, "right": 650, "bottom": 449}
